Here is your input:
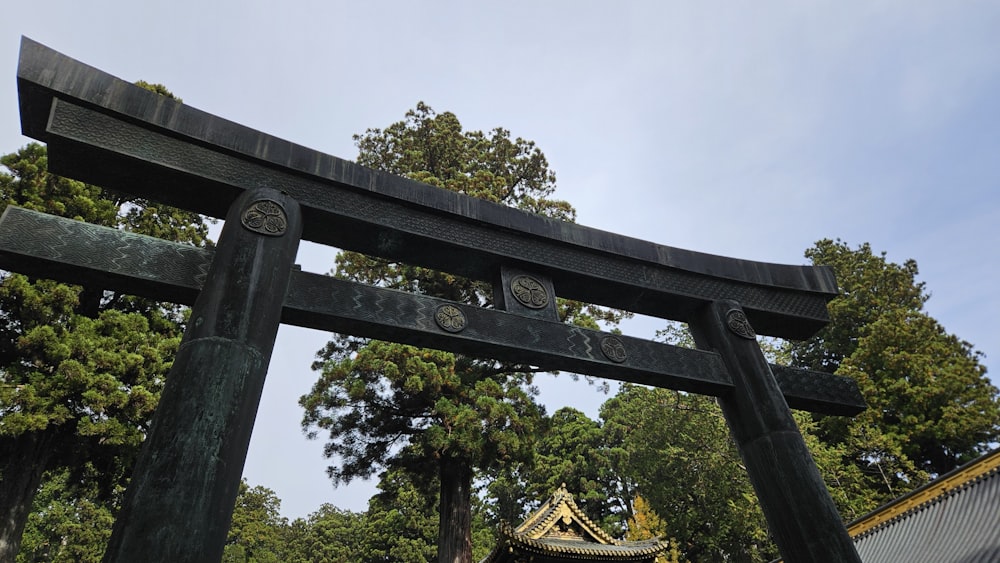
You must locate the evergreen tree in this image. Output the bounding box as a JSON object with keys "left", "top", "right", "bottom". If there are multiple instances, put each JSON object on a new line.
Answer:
{"left": 15, "top": 467, "right": 114, "bottom": 563}
{"left": 223, "top": 481, "right": 289, "bottom": 563}
{"left": 301, "top": 102, "right": 621, "bottom": 562}
{"left": 284, "top": 504, "right": 365, "bottom": 563}
{"left": 484, "top": 407, "right": 630, "bottom": 537}
{"left": 357, "top": 468, "right": 441, "bottom": 562}
{"left": 278, "top": 468, "right": 494, "bottom": 562}
{"left": 0, "top": 83, "right": 212, "bottom": 559}
{"left": 600, "top": 385, "right": 774, "bottom": 562}
{"left": 790, "top": 239, "right": 1000, "bottom": 509}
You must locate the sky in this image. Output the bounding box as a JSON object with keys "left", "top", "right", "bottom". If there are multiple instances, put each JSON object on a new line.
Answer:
{"left": 2, "top": 1, "right": 998, "bottom": 519}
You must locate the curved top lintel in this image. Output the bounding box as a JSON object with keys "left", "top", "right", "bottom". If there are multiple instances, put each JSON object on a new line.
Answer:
{"left": 16, "top": 37, "right": 838, "bottom": 339}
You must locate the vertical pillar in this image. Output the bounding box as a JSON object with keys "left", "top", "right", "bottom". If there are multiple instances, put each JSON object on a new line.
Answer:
{"left": 104, "top": 188, "right": 302, "bottom": 563}
{"left": 688, "top": 299, "right": 860, "bottom": 563}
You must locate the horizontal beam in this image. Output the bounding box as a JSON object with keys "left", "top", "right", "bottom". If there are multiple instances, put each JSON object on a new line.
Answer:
{"left": 0, "top": 206, "right": 865, "bottom": 415}
{"left": 16, "top": 37, "right": 838, "bottom": 340}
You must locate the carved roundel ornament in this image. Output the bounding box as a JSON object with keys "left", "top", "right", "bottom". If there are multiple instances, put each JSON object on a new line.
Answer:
{"left": 241, "top": 200, "right": 288, "bottom": 236}
{"left": 435, "top": 304, "right": 467, "bottom": 333}
{"left": 510, "top": 275, "right": 549, "bottom": 309}
{"left": 600, "top": 336, "right": 627, "bottom": 363}
{"left": 726, "top": 309, "right": 756, "bottom": 340}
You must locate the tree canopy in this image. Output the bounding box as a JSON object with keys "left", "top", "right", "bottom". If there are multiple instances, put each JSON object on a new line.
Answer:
{"left": 601, "top": 385, "right": 774, "bottom": 561}
{"left": 0, "top": 83, "right": 213, "bottom": 559}
{"left": 223, "top": 480, "right": 288, "bottom": 563}
{"left": 300, "top": 102, "right": 627, "bottom": 563}
{"left": 790, "top": 239, "right": 1000, "bottom": 511}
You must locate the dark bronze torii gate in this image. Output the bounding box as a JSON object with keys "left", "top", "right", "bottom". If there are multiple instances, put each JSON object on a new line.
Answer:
{"left": 5, "top": 37, "right": 864, "bottom": 562}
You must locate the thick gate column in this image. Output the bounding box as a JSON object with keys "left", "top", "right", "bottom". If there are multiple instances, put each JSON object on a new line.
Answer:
{"left": 103, "top": 188, "right": 302, "bottom": 563}
{"left": 688, "top": 300, "right": 861, "bottom": 563}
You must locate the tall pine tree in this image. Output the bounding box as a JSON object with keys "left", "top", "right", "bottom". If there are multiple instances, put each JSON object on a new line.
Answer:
{"left": 300, "top": 102, "right": 622, "bottom": 562}
{"left": 790, "top": 239, "right": 1000, "bottom": 509}
{"left": 0, "top": 85, "right": 213, "bottom": 558}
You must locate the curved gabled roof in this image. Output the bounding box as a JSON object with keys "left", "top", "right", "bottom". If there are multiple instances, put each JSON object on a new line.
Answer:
{"left": 491, "top": 529, "right": 668, "bottom": 561}
{"left": 513, "top": 484, "right": 619, "bottom": 544}
{"left": 482, "top": 484, "right": 669, "bottom": 562}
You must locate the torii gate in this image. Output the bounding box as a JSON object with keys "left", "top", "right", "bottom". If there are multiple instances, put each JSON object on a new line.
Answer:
{"left": 5, "top": 37, "right": 864, "bottom": 562}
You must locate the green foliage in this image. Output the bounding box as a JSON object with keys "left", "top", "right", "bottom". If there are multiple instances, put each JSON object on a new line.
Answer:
{"left": 0, "top": 143, "right": 117, "bottom": 226}
{"left": 600, "top": 385, "right": 775, "bottom": 562}
{"left": 791, "top": 239, "right": 927, "bottom": 373}
{"left": 469, "top": 501, "right": 495, "bottom": 563}
{"left": 357, "top": 469, "right": 440, "bottom": 562}
{"left": 633, "top": 240, "right": 998, "bottom": 545}
{"left": 2, "top": 309, "right": 177, "bottom": 445}
{"left": 302, "top": 342, "right": 543, "bottom": 485}
{"left": 532, "top": 407, "right": 614, "bottom": 514}
{"left": 16, "top": 468, "right": 115, "bottom": 563}
{"left": 487, "top": 407, "right": 629, "bottom": 536}
{"left": 133, "top": 81, "right": 182, "bottom": 102}
{"left": 0, "top": 139, "right": 212, "bottom": 557}
{"left": 841, "top": 310, "right": 997, "bottom": 474}
{"left": 0, "top": 140, "right": 210, "bottom": 418}
{"left": 332, "top": 102, "right": 622, "bottom": 328}
{"left": 610, "top": 239, "right": 998, "bottom": 554}
{"left": 352, "top": 102, "right": 566, "bottom": 216}
{"left": 285, "top": 505, "right": 365, "bottom": 563}
{"left": 303, "top": 102, "right": 582, "bottom": 486}
{"left": 790, "top": 239, "right": 1000, "bottom": 512}
{"left": 482, "top": 385, "right": 775, "bottom": 559}
{"left": 792, "top": 410, "right": 880, "bottom": 522}
{"left": 219, "top": 470, "right": 494, "bottom": 563}
{"left": 223, "top": 480, "right": 289, "bottom": 563}
{"left": 302, "top": 102, "right": 626, "bottom": 561}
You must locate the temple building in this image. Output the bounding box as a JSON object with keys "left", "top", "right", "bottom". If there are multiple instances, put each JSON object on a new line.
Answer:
{"left": 848, "top": 448, "right": 1000, "bottom": 562}
{"left": 481, "top": 485, "right": 669, "bottom": 563}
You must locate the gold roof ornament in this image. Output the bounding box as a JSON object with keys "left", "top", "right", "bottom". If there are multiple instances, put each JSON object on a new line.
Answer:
{"left": 482, "top": 484, "right": 669, "bottom": 562}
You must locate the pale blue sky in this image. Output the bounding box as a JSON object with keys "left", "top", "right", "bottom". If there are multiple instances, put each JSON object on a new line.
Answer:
{"left": 2, "top": 1, "right": 998, "bottom": 518}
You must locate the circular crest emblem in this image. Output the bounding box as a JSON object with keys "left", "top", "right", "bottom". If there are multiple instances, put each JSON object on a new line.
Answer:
{"left": 241, "top": 200, "right": 288, "bottom": 236}
{"left": 435, "top": 304, "right": 467, "bottom": 333}
{"left": 510, "top": 275, "right": 549, "bottom": 309}
{"left": 600, "top": 336, "right": 627, "bottom": 363}
{"left": 726, "top": 309, "right": 756, "bottom": 340}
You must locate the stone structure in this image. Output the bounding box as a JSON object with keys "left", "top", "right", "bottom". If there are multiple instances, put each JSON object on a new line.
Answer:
{"left": 482, "top": 485, "right": 668, "bottom": 563}
{"left": 4, "top": 37, "right": 870, "bottom": 562}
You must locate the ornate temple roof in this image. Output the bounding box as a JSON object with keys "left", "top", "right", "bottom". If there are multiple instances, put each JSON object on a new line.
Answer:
{"left": 848, "top": 448, "right": 1000, "bottom": 562}
{"left": 481, "top": 485, "right": 668, "bottom": 562}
